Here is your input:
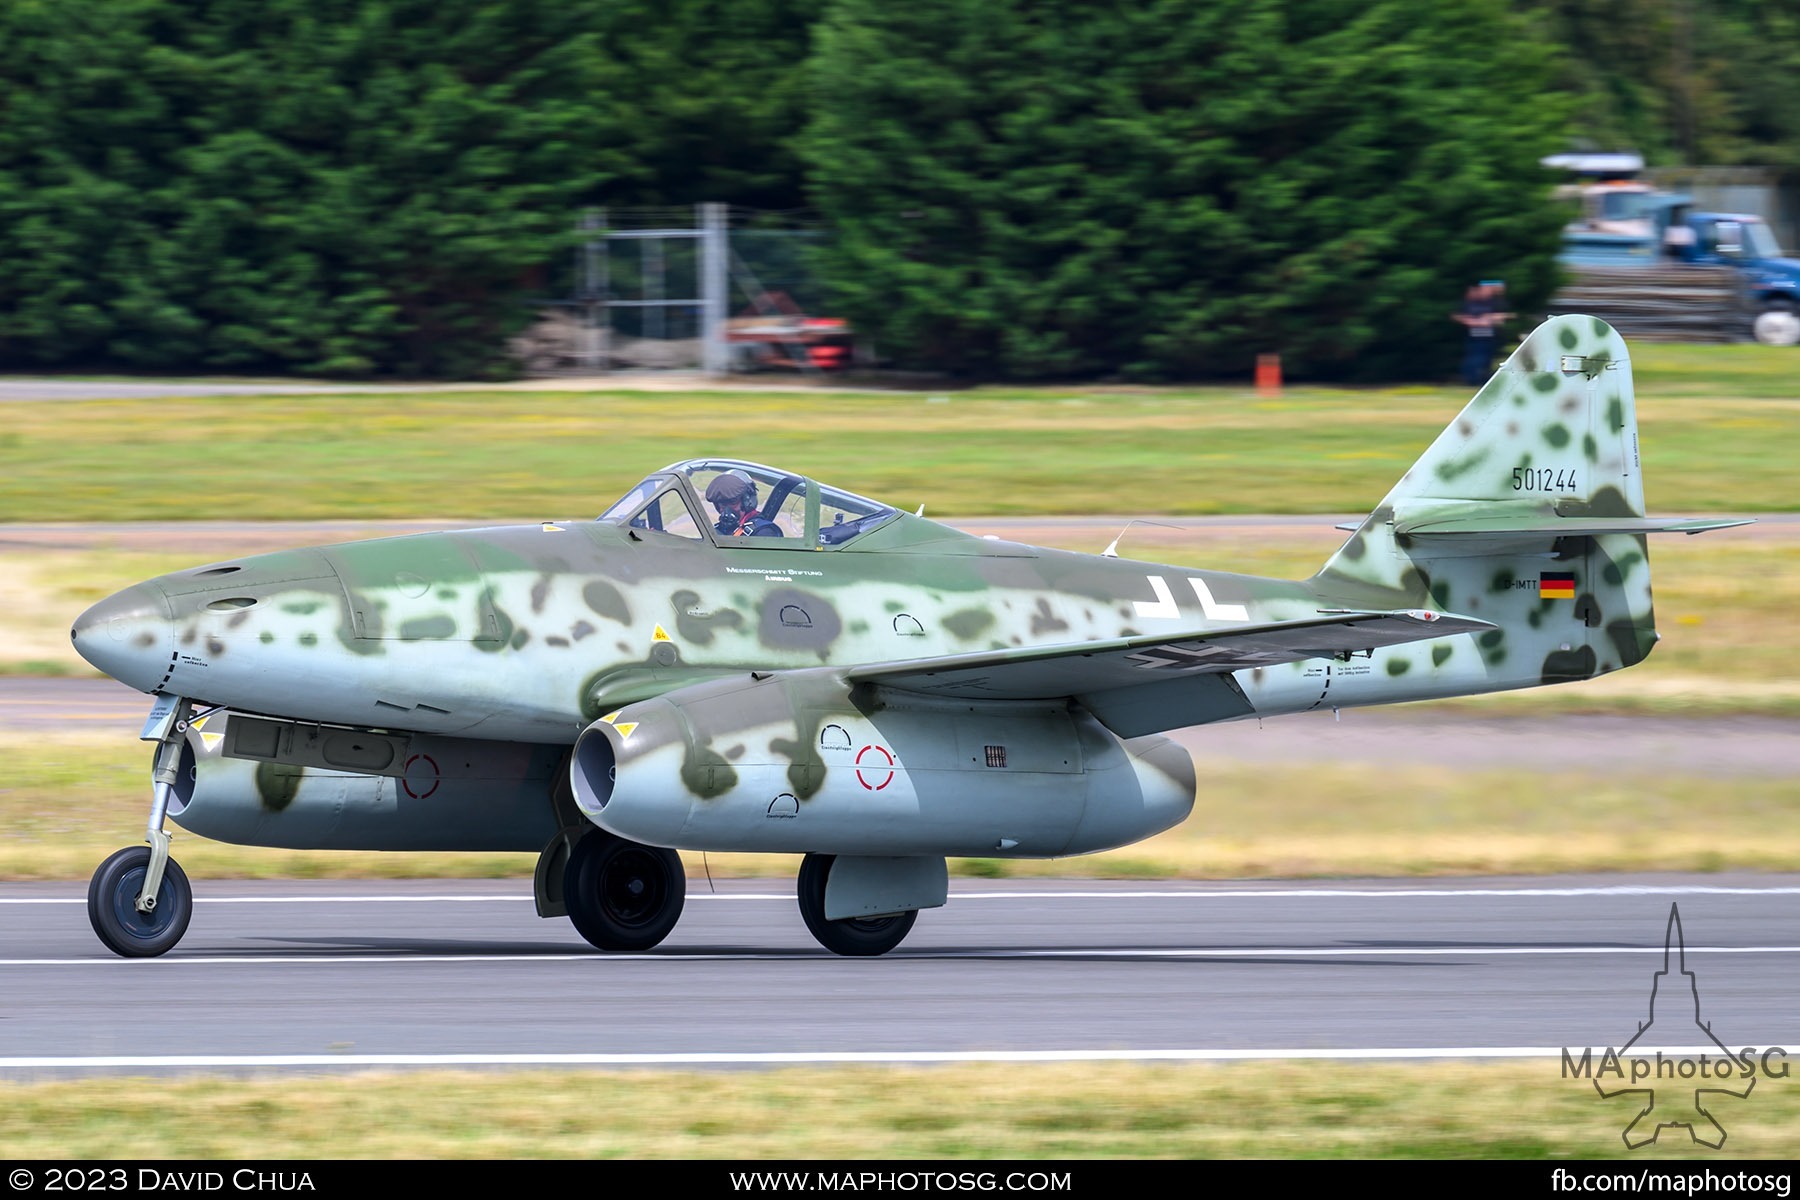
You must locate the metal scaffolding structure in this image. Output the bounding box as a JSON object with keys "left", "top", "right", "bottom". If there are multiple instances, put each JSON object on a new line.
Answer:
{"left": 514, "top": 204, "right": 843, "bottom": 376}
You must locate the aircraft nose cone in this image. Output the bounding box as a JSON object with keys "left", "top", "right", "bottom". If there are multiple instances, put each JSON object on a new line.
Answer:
{"left": 71, "top": 582, "right": 175, "bottom": 693}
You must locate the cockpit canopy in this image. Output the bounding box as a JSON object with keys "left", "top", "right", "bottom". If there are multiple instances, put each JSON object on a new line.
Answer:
{"left": 598, "top": 459, "right": 899, "bottom": 549}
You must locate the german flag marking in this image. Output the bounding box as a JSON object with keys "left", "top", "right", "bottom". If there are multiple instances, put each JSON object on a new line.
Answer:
{"left": 1540, "top": 572, "right": 1576, "bottom": 599}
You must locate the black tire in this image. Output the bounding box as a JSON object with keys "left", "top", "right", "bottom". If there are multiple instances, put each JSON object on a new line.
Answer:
{"left": 565, "top": 832, "right": 685, "bottom": 951}
{"left": 87, "top": 846, "right": 192, "bottom": 958}
{"left": 797, "top": 853, "right": 918, "bottom": 957}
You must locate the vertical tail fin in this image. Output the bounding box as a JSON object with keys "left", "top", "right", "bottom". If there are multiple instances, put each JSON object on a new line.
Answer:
{"left": 1313, "top": 315, "right": 1737, "bottom": 692}
{"left": 1325, "top": 313, "right": 1644, "bottom": 575}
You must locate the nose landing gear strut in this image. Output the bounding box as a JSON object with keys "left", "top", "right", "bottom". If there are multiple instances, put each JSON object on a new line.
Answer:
{"left": 88, "top": 695, "right": 198, "bottom": 957}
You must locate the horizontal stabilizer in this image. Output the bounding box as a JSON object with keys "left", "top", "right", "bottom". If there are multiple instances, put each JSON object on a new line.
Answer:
{"left": 848, "top": 609, "right": 1493, "bottom": 714}
{"left": 1397, "top": 514, "right": 1753, "bottom": 538}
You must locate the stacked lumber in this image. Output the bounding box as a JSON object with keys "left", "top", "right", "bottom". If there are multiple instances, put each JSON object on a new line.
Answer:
{"left": 1549, "top": 265, "right": 1749, "bottom": 343}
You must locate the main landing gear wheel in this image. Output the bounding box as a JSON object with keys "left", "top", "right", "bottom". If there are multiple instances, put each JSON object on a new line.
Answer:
{"left": 797, "top": 853, "right": 918, "bottom": 957}
{"left": 88, "top": 846, "right": 192, "bottom": 958}
{"left": 565, "top": 832, "right": 685, "bottom": 951}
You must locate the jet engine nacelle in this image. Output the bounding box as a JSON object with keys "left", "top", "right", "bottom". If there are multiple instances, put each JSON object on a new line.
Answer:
{"left": 163, "top": 713, "right": 565, "bottom": 851}
{"left": 570, "top": 670, "right": 1197, "bottom": 858}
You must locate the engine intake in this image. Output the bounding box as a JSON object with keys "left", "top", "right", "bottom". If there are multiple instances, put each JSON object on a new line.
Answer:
{"left": 570, "top": 669, "right": 1196, "bottom": 858}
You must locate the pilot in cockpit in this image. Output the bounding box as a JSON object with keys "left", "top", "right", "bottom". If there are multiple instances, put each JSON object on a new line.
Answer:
{"left": 704, "top": 470, "right": 783, "bottom": 538}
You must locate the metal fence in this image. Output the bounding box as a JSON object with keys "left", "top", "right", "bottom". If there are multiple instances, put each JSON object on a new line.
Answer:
{"left": 513, "top": 205, "right": 847, "bottom": 376}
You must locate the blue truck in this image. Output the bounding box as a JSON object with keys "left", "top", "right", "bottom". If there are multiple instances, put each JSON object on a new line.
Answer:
{"left": 1670, "top": 211, "right": 1800, "bottom": 345}
{"left": 1556, "top": 179, "right": 1800, "bottom": 345}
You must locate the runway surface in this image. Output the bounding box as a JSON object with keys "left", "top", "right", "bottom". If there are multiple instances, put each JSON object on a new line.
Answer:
{"left": 2, "top": 877, "right": 1796, "bottom": 1075}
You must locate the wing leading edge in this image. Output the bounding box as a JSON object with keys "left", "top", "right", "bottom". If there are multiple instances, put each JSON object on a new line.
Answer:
{"left": 846, "top": 608, "right": 1494, "bottom": 738}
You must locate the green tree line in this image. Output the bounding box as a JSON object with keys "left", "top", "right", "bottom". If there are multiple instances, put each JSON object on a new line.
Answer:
{"left": 0, "top": 0, "right": 1793, "bottom": 378}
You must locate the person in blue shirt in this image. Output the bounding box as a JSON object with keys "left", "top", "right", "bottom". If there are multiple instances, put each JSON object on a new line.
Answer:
{"left": 1453, "top": 280, "right": 1512, "bottom": 387}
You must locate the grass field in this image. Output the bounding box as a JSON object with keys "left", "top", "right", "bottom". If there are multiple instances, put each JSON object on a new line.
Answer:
{"left": 1, "top": 1062, "right": 1793, "bottom": 1158}
{"left": 0, "top": 344, "right": 1795, "bottom": 521}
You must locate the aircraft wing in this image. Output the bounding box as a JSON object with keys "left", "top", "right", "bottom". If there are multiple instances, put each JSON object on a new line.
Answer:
{"left": 845, "top": 609, "right": 1494, "bottom": 738}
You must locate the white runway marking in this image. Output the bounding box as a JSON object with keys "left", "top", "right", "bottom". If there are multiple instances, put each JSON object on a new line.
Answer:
{"left": 5, "top": 945, "right": 1800, "bottom": 967}
{"left": 0, "top": 1046, "right": 1754, "bottom": 1070}
{"left": 956, "top": 886, "right": 1800, "bottom": 899}
{"left": 0, "top": 895, "right": 544, "bottom": 905}
{"left": 6, "top": 883, "right": 1800, "bottom": 905}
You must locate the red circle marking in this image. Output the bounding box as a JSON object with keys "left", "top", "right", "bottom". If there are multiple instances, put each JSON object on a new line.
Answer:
{"left": 854, "top": 744, "right": 895, "bottom": 791}
{"left": 401, "top": 753, "right": 440, "bottom": 799}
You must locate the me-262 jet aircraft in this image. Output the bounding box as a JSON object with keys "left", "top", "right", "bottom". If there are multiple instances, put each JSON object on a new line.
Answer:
{"left": 72, "top": 315, "right": 1746, "bottom": 958}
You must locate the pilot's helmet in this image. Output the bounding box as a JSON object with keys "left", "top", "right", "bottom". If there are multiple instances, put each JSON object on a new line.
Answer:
{"left": 704, "top": 469, "right": 757, "bottom": 509}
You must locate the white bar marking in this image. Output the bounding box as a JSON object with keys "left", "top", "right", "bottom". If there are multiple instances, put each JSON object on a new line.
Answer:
{"left": 0, "top": 1046, "right": 1763, "bottom": 1070}
{"left": 5, "top": 884, "right": 1800, "bottom": 906}
{"left": 1188, "top": 577, "right": 1249, "bottom": 621}
{"left": 4, "top": 945, "right": 1798, "bottom": 967}
{"left": 1133, "top": 574, "right": 1181, "bottom": 619}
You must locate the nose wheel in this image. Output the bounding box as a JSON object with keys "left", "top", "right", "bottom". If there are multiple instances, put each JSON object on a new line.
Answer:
{"left": 88, "top": 846, "right": 193, "bottom": 957}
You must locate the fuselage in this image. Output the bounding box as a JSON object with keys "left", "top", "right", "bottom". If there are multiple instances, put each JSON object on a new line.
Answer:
{"left": 71, "top": 513, "right": 1358, "bottom": 742}
{"left": 71, "top": 498, "right": 1615, "bottom": 749}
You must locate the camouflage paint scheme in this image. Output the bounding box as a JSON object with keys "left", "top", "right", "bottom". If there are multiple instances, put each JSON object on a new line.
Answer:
{"left": 71, "top": 316, "right": 1743, "bottom": 950}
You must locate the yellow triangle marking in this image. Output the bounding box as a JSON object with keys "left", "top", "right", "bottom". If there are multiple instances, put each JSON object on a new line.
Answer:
{"left": 600, "top": 710, "right": 622, "bottom": 725}
{"left": 652, "top": 624, "right": 672, "bottom": 643}
{"left": 613, "top": 722, "right": 638, "bottom": 742}
{"left": 188, "top": 713, "right": 225, "bottom": 750}
{"left": 541, "top": 523, "right": 565, "bottom": 532}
